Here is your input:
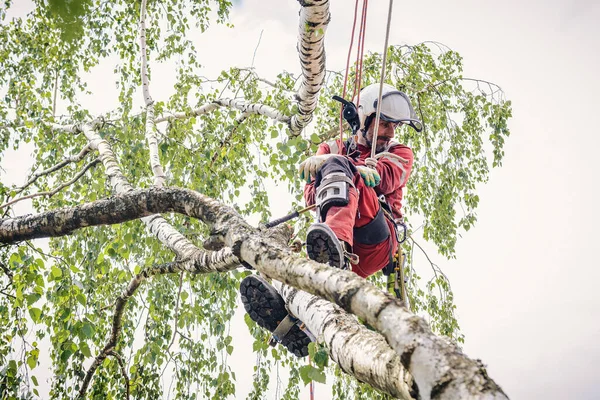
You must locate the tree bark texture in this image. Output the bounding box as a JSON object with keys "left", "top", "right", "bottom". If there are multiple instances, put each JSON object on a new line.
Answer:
{"left": 276, "top": 282, "right": 417, "bottom": 399}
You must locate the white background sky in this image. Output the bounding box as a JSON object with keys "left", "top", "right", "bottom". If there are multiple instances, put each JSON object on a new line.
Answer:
{"left": 3, "top": 0, "right": 600, "bottom": 399}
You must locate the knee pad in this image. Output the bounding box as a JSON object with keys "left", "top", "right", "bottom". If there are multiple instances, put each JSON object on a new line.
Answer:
{"left": 315, "top": 172, "right": 354, "bottom": 221}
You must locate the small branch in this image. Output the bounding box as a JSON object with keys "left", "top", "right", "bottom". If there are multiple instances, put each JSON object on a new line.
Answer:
{"left": 78, "top": 272, "right": 144, "bottom": 399}
{"left": 139, "top": 0, "right": 166, "bottom": 187}
{"left": 107, "top": 350, "right": 130, "bottom": 400}
{"left": 167, "top": 272, "right": 184, "bottom": 352}
{"left": 15, "top": 145, "right": 92, "bottom": 196}
{"left": 154, "top": 103, "right": 220, "bottom": 124}
{"left": 1, "top": 159, "right": 100, "bottom": 210}
{"left": 0, "top": 288, "right": 15, "bottom": 299}
{"left": 251, "top": 30, "right": 263, "bottom": 68}
{"left": 209, "top": 112, "right": 249, "bottom": 168}
{"left": 155, "top": 99, "right": 288, "bottom": 125}
{"left": 52, "top": 69, "right": 59, "bottom": 117}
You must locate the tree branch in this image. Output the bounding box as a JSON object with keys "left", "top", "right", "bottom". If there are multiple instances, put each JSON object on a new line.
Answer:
{"left": 1, "top": 158, "right": 100, "bottom": 210}
{"left": 139, "top": 0, "right": 166, "bottom": 187}
{"left": 13, "top": 145, "right": 92, "bottom": 196}
{"left": 79, "top": 250, "right": 239, "bottom": 398}
{"left": 209, "top": 112, "right": 249, "bottom": 168}
{"left": 289, "top": 0, "right": 330, "bottom": 135}
{"left": 107, "top": 350, "right": 130, "bottom": 400}
{"left": 276, "top": 282, "right": 417, "bottom": 399}
{"left": 167, "top": 272, "right": 184, "bottom": 352}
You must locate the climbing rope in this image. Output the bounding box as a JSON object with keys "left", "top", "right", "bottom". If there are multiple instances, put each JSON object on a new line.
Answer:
{"left": 370, "top": 0, "right": 395, "bottom": 162}
{"left": 338, "top": 0, "right": 368, "bottom": 154}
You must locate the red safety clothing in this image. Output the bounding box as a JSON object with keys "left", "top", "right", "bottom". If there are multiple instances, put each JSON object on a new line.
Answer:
{"left": 304, "top": 137, "right": 414, "bottom": 277}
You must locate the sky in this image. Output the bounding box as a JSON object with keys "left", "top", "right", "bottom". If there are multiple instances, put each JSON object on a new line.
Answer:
{"left": 3, "top": 0, "right": 600, "bottom": 399}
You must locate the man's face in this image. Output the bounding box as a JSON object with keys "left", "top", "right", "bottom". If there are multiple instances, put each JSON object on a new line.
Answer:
{"left": 366, "top": 119, "right": 401, "bottom": 152}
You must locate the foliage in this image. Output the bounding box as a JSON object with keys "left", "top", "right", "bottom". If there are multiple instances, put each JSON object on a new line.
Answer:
{"left": 0, "top": 1, "right": 510, "bottom": 399}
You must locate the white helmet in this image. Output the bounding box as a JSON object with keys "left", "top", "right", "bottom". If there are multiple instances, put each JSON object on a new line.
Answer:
{"left": 354, "top": 83, "right": 423, "bottom": 133}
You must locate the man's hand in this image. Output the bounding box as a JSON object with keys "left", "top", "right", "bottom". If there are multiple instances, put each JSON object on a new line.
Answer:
{"left": 298, "top": 154, "right": 340, "bottom": 182}
{"left": 356, "top": 165, "right": 381, "bottom": 187}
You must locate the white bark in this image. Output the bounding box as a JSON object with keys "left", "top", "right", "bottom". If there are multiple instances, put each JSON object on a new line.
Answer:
{"left": 214, "top": 98, "right": 290, "bottom": 123}
{"left": 275, "top": 282, "right": 416, "bottom": 399}
{"left": 139, "top": 0, "right": 166, "bottom": 187}
{"left": 154, "top": 103, "right": 220, "bottom": 124}
{"left": 289, "top": 0, "right": 330, "bottom": 134}
{"left": 155, "top": 99, "right": 288, "bottom": 125}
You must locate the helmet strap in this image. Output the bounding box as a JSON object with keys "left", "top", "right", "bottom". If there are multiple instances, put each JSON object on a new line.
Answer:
{"left": 363, "top": 114, "right": 375, "bottom": 135}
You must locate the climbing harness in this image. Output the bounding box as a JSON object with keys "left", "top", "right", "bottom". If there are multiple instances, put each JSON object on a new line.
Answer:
{"left": 379, "top": 200, "right": 410, "bottom": 307}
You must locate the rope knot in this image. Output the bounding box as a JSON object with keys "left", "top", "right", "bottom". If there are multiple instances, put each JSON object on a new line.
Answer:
{"left": 365, "top": 157, "right": 378, "bottom": 169}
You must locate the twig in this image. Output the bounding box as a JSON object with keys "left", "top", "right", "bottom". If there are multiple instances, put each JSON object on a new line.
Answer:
{"left": 251, "top": 30, "right": 263, "bottom": 68}
{"left": 1, "top": 159, "right": 100, "bottom": 210}
{"left": 0, "top": 288, "right": 15, "bottom": 299}
{"left": 107, "top": 350, "right": 130, "bottom": 400}
{"left": 167, "top": 272, "right": 184, "bottom": 352}
{"left": 209, "top": 113, "right": 249, "bottom": 168}
{"left": 14, "top": 145, "right": 91, "bottom": 196}
{"left": 52, "top": 69, "right": 59, "bottom": 117}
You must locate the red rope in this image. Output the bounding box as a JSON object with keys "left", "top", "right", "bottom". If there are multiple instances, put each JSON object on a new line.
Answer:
{"left": 309, "top": 356, "right": 315, "bottom": 400}
{"left": 339, "top": 0, "right": 362, "bottom": 154}
{"left": 354, "top": 0, "right": 368, "bottom": 107}
{"left": 338, "top": 0, "right": 369, "bottom": 154}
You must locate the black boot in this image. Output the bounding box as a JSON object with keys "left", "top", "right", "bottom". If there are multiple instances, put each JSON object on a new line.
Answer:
{"left": 240, "top": 275, "right": 311, "bottom": 357}
{"left": 306, "top": 223, "right": 349, "bottom": 269}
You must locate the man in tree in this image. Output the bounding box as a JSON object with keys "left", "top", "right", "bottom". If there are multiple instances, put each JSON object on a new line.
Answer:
{"left": 240, "top": 83, "right": 423, "bottom": 357}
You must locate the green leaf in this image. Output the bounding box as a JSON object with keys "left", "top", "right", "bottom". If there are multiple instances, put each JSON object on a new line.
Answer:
{"left": 29, "top": 307, "right": 42, "bottom": 323}
{"left": 27, "top": 355, "right": 36, "bottom": 369}
{"left": 51, "top": 266, "right": 63, "bottom": 278}
{"left": 299, "top": 365, "right": 326, "bottom": 385}
{"left": 26, "top": 293, "right": 41, "bottom": 305}
{"left": 81, "top": 322, "right": 94, "bottom": 339}
{"left": 80, "top": 342, "right": 92, "bottom": 358}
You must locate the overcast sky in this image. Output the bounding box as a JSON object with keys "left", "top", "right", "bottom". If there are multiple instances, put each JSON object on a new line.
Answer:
{"left": 3, "top": 0, "right": 600, "bottom": 399}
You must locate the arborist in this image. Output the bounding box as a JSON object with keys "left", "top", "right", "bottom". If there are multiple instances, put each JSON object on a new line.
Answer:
{"left": 239, "top": 82, "right": 423, "bottom": 357}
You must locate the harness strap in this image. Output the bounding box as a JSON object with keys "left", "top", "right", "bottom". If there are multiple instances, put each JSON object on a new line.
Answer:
{"left": 353, "top": 207, "right": 390, "bottom": 245}
{"left": 269, "top": 315, "right": 297, "bottom": 345}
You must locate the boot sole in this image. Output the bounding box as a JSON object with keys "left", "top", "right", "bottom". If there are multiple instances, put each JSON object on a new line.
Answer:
{"left": 240, "top": 275, "right": 310, "bottom": 357}
{"left": 306, "top": 223, "right": 344, "bottom": 269}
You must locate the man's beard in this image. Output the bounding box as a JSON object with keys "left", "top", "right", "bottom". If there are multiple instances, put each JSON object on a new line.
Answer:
{"left": 363, "top": 131, "right": 391, "bottom": 153}
{"left": 374, "top": 136, "right": 391, "bottom": 153}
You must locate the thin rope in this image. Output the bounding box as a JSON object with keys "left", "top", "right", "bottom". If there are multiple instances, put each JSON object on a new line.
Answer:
{"left": 353, "top": 0, "right": 368, "bottom": 106}
{"left": 339, "top": 0, "right": 362, "bottom": 154}
{"left": 370, "top": 0, "right": 395, "bottom": 161}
